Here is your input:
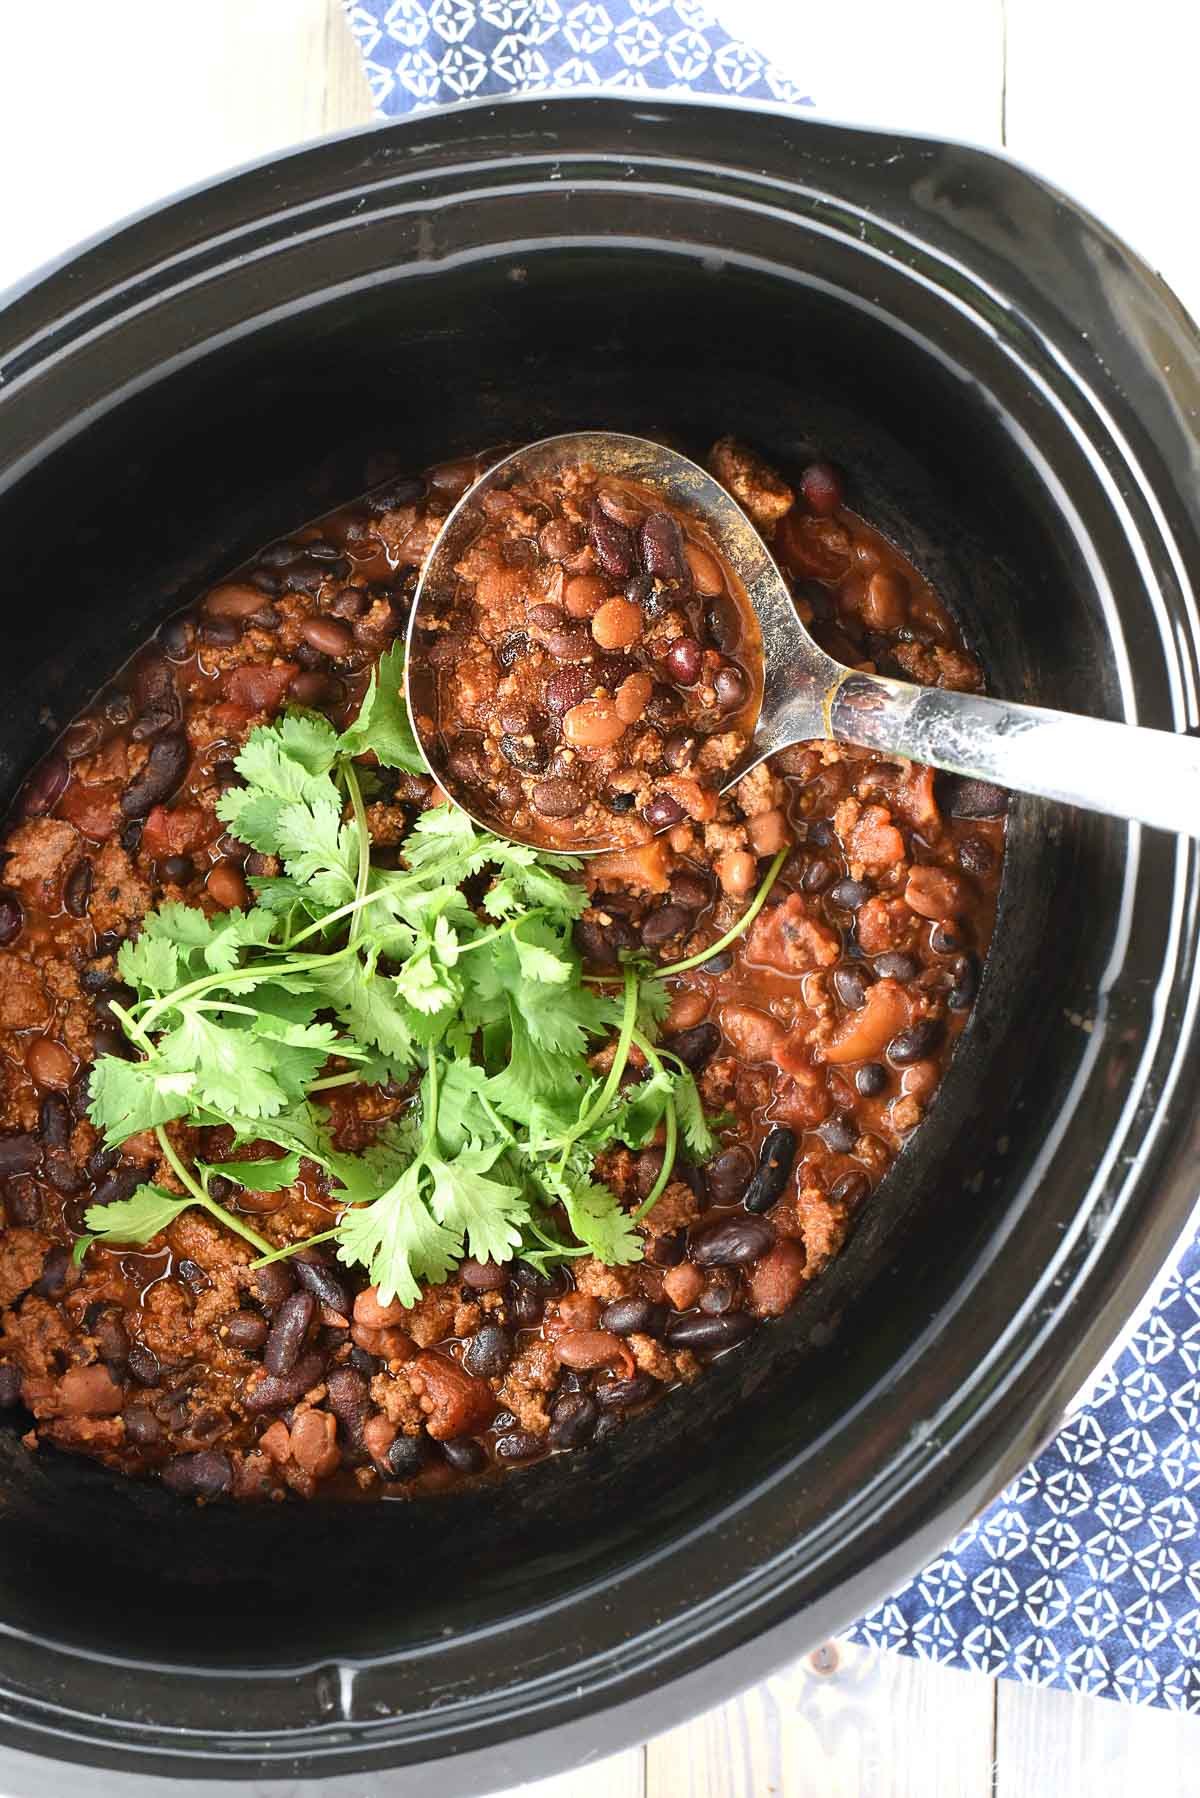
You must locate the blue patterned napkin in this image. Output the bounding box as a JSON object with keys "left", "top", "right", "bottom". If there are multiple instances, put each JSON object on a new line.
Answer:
{"left": 344, "top": 0, "right": 1200, "bottom": 1712}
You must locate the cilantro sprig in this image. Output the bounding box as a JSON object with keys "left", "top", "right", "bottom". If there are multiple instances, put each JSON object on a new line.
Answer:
{"left": 79, "top": 642, "right": 754, "bottom": 1306}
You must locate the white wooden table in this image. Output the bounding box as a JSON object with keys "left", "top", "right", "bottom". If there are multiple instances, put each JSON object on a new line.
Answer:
{"left": 1, "top": 2, "right": 1197, "bottom": 1790}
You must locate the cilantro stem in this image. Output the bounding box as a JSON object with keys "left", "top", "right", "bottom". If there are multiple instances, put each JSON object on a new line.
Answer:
{"left": 633, "top": 1097, "right": 677, "bottom": 1221}
{"left": 248, "top": 1226, "right": 340, "bottom": 1269}
{"left": 135, "top": 947, "right": 352, "bottom": 1035}
{"left": 654, "top": 846, "right": 789, "bottom": 979}
{"left": 154, "top": 1127, "right": 275, "bottom": 1257}
{"left": 305, "top": 1070, "right": 369, "bottom": 1094}
{"left": 342, "top": 759, "right": 373, "bottom": 950}
{"left": 283, "top": 884, "right": 394, "bottom": 949}
{"left": 455, "top": 909, "right": 549, "bottom": 955}
{"left": 558, "top": 966, "right": 638, "bottom": 1162}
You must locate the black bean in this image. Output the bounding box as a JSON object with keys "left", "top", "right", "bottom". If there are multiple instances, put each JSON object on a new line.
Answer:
{"left": 248, "top": 604, "right": 282, "bottom": 629}
{"left": 37, "top": 1092, "right": 71, "bottom": 1151}
{"left": 32, "top": 1245, "right": 70, "bottom": 1298}
{"left": 385, "top": 1434, "right": 430, "bottom": 1480}
{"left": 705, "top": 594, "right": 741, "bottom": 652}
{"left": 600, "top": 1297, "right": 666, "bottom": 1338}
{"left": 499, "top": 733, "right": 548, "bottom": 774}
{"left": 644, "top": 1230, "right": 685, "bottom": 1267}
{"left": 943, "top": 776, "right": 1009, "bottom": 820}
{"left": 89, "top": 1164, "right": 145, "bottom": 1213}
{"left": 643, "top": 793, "right": 685, "bottom": 831}
{"left": 699, "top": 1276, "right": 737, "bottom": 1315}
{"left": 158, "top": 614, "right": 195, "bottom": 658}
{"left": 495, "top": 1430, "right": 543, "bottom": 1462}
{"left": 439, "top": 1437, "right": 486, "bottom": 1475}
{"left": 929, "top": 922, "right": 962, "bottom": 956}
{"left": 743, "top": 1127, "right": 798, "bottom": 1215}
{"left": 801, "top": 858, "right": 837, "bottom": 895}
{"left": 463, "top": 1325, "right": 513, "bottom": 1379}
{"left": 93, "top": 983, "right": 137, "bottom": 1027}
{"left": 305, "top": 540, "right": 343, "bottom": 564}
{"left": 624, "top": 573, "right": 656, "bottom": 609}
{"left": 123, "top": 1404, "right": 162, "bottom": 1446}
{"left": 691, "top": 1215, "right": 774, "bottom": 1267}
{"left": 532, "top": 777, "right": 585, "bottom": 819}
{"left": 223, "top": 1309, "right": 269, "bottom": 1352}
{"left": 639, "top": 512, "right": 685, "bottom": 582}
{"left": 831, "top": 1170, "right": 871, "bottom": 1207}
{"left": 367, "top": 475, "right": 425, "bottom": 514}
{"left": 0, "top": 891, "right": 22, "bottom": 948}
{"left": 670, "top": 872, "right": 710, "bottom": 911}
{"left": 706, "top": 1146, "right": 754, "bottom": 1205}
{"left": 664, "top": 638, "right": 703, "bottom": 686}
{"left": 349, "top": 1346, "right": 380, "bottom": 1378}
{"left": 642, "top": 903, "right": 691, "bottom": 950}
{"left": 510, "top": 1260, "right": 567, "bottom": 1296}
{"left": 888, "top": 1018, "right": 944, "bottom": 1064}
{"left": 200, "top": 617, "right": 240, "bottom": 647}
{"left": 817, "top": 1115, "right": 858, "bottom": 1154}
{"left": 119, "top": 818, "right": 144, "bottom": 855}
{"left": 855, "top": 1062, "right": 888, "bottom": 1098}
{"left": 60, "top": 858, "right": 92, "bottom": 919}
{"left": 833, "top": 967, "right": 868, "bottom": 1008}
{"left": 247, "top": 1260, "right": 297, "bottom": 1311}
{"left": 126, "top": 1342, "right": 161, "bottom": 1387}
{"left": 874, "top": 951, "right": 919, "bottom": 982}
{"left": 161, "top": 1450, "right": 232, "bottom": 1500}
{"left": 160, "top": 854, "right": 194, "bottom": 884}
{"left": 698, "top": 947, "right": 733, "bottom": 974}
{"left": 119, "top": 730, "right": 189, "bottom": 819}
{"left": 589, "top": 500, "right": 635, "bottom": 579}
{"left": 21, "top": 755, "right": 68, "bottom": 818}
{"left": 643, "top": 681, "right": 682, "bottom": 723}
{"left": 496, "top": 630, "right": 533, "bottom": 672}
{"left": 594, "top": 1373, "right": 656, "bottom": 1410}
{"left": 325, "top": 1366, "right": 369, "bottom": 1449}
{"left": 507, "top": 1287, "right": 544, "bottom": 1329}
{"left": 830, "top": 879, "right": 871, "bottom": 910}
{"left": 714, "top": 664, "right": 749, "bottom": 712}
{"left": 675, "top": 1159, "right": 708, "bottom": 1210}
{"left": 663, "top": 726, "right": 699, "bottom": 771}
{"left": 662, "top": 1021, "right": 720, "bottom": 1073}
{"left": 573, "top": 913, "right": 638, "bottom": 970}
{"left": 211, "top": 759, "right": 243, "bottom": 792}
{"left": 548, "top": 1390, "right": 598, "bottom": 1449}
{"left": 948, "top": 953, "right": 980, "bottom": 1012}
{"left": 605, "top": 790, "right": 636, "bottom": 813}
{"left": 292, "top": 1255, "right": 352, "bottom": 1317}
{"left": 94, "top": 1310, "right": 130, "bottom": 1368}
{"left": 176, "top": 1258, "right": 210, "bottom": 1296}
{"left": 263, "top": 1290, "right": 315, "bottom": 1377}
{"left": 243, "top": 1350, "right": 325, "bottom": 1415}
{"left": 664, "top": 1312, "right": 755, "bottom": 1351}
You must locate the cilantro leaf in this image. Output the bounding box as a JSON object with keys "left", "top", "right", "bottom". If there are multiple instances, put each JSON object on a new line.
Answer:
{"left": 335, "top": 1162, "right": 459, "bottom": 1308}
{"left": 337, "top": 643, "right": 427, "bottom": 773}
{"left": 88, "top": 1054, "right": 195, "bottom": 1146}
{"left": 196, "top": 1152, "right": 303, "bottom": 1193}
{"left": 427, "top": 1140, "right": 528, "bottom": 1267}
{"left": 673, "top": 1068, "right": 718, "bottom": 1161}
{"left": 78, "top": 1182, "right": 190, "bottom": 1257}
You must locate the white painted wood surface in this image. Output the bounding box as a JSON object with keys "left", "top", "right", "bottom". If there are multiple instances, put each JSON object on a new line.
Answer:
{"left": 1, "top": 3, "right": 1198, "bottom": 1793}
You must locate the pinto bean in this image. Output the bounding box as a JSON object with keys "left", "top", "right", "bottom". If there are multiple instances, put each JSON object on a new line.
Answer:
{"left": 206, "top": 862, "right": 249, "bottom": 911}
{"left": 747, "top": 808, "right": 789, "bottom": 856}
{"left": 904, "top": 864, "right": 970, "bottom": 920}
{"left": 716, "top": 850, "right": 757, "bottom": 896}
{"left": 119, "top": 730, "right": 189, "bottom": 819}
{"left": 289, "top": 1409, "right": 340, "bottom": 1478}
{"left": 683, "top": 541, "right": 725, "bottom": 596}
{"left": 58, "top": 1365, "right": 124, "bottom": 1415}
{"left": 554, "top": 1329, "right": 626, "bottom": 1370}
{"left": 824, "top": 979, "right": 912, "bottom": 1065}
{"left": 562, "top": 698, "right": 625, "bottom": 749}
{"left": 409, "top": 1350, "right": 496, "bottom": 1440}
{"left": 363, "top": 1413, "right": 397, "bottom": 1467}
{"left": 592, "top": 597, "right": 642, "bottom": 651}
{"left": 26, "top": 1038, "right": 75, "bottom": 1090}
{"left": 719, "top": 1003, "right": 783, "bottom": 1064}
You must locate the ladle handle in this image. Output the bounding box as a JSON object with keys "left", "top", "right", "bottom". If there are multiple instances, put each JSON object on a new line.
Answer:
{"left": 830, "top": 671, "right": 1200, "bottom": 837}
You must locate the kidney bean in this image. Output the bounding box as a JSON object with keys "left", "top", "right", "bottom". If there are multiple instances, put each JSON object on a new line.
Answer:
{"left": 43, "top": 1151, "right": 84, "bottom": 1196}
{"left": 638, "top": 512, "right": 685, "bottom": 582}
{"left": 798, "top": 461, "right": 844, "bottom": 516}
{"left": 439, "top": 1436, "right": 486, "bottom": 1475}
{"left": 410, "top": 1350, "right": 496, "bottom": 1440}
{"left": 92, "top": 1309, "right": 130, "bottom": 1370}
{"left": 656, "top": 1021, "right": 719, "bottom": 1081}
{"left": 207, "top": 862, "right": 249, "bottom": 911}
{"left": 601, "top": 1297, "right": 666, "bottom": 1338}
{"left": 22, "top": 755, "right": 69, "bottom": 818}
{"left": 31, "top": 1243, "right": 71, "bottom": 1299}
{"left": 162, "top": 1450, "right": 232, "bottom": 1499}
{"left": 243, "top": 1350, "right": 326, "bottom": 1415}
{"left": 131, "top": 656, "right": 181, "bottom": 740}
{"left": 463, "top": 1324, "right": 513, "bottom": 1379}
{"left": 594, "top": 1372, "right": 656, "bottom": 1410}
{"left": 855, "top": 1062, "right": 888, "bottom": 1097}
{"left": 293, "top": 1256, "right": 352, "bottom": 1318}
{"left": 743, "top": 1127, "right": 799, "bottom": 1215}
{"left": 873, "top": 951, "right": 918, "bottom": 982}
{"left": 223, "top": 1309, "right": 270, "bottom": 1353}
{"left": 62, "top": 858, "right": 93, "bottom": 919}
{"left": 0, "top": 892, "right": 22, "bottom": 947}
{"left": 830, "top": 878, "right": 871, "bottom": 910}
{"left": 205, "top": 582, "right": 267, "bottom": 621}
{"left": 540, "top": 517, "right": 583, "bottom": 561}
{"left": 714, "top": 664, "right": 749, "bottom": 712}
{"left": 120, "top": 730, "right": 188, "bottom": 818}
{"left": 639, "top": 903, "right": 688, "bottom": 951}
{"left": 26, "top": 1038, "right": 75, "bottom": 1090}
{"left": 706, "top": 1146, "right": 754, "bottom": 1205}
{"left": 664, "top": 637, "right": 702, "bottom": 685}
{"left": 263, "top": 1290, "right": 316, "bottom": 1377}
{"left": 532, "top": 777, "right": 585, "bottom": 819}
{"left": 888, "top": 1018, "right": 944, "bottom": 1064}
{"left": 944, "top": 776, "right": 1008, "bottom": 820}
{"left": 301, "top": 617, "right": 354, "bottom": 659}
{"left": 542, "top": 666, "right": 591, "bottom": 717}
{"left": 367, "top": 474, "right": 424, "bottom": 513}
{"left": 126, "top": 1342, "right": 161, "bottom": 1387}
{"left": 948, "top": 952, "right": 980, "bottom": 1011}
{"left": 664, "top": 1311, "right": 755, "bottom": 1352}
{"left": 588, "top": 500, "right": 635, "bottom": 579}
{"left": 905, "top": 864, "right": 969, "bottom": 921}
{"left": 691, "top": 1215, "right": 774, "bottom": 1268}
{"left": 123, "top": 1403, "right": 161, "bottom": 1446}
{"left": 549, "top": 1390, "right": 598, "bottom": 1448}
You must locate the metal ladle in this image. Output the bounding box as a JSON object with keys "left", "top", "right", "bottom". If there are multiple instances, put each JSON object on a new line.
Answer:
{"left": 407, "top": 431, "right": 1200, "bottom": 845}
